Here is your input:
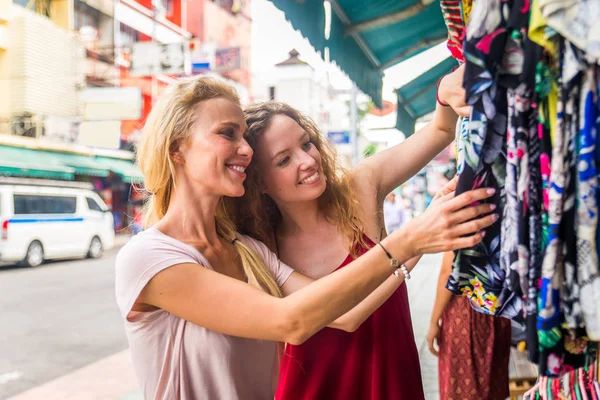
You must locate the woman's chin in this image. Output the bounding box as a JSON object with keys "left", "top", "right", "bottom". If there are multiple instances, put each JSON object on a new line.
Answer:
{"left": 296, "top": 181, "right": 327, "bottom": 201}
{"left": 226, "top": 186, "right": 246, "bottom": 198}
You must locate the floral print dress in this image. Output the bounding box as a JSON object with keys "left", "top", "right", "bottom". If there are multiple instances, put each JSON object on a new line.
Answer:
{"left": 447, "top": 0, "right": 600, "bottom": 378}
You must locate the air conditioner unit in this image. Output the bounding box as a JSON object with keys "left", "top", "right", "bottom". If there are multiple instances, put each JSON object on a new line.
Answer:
{"left": 11, "top": 115, "right": 38, "bottom": 138}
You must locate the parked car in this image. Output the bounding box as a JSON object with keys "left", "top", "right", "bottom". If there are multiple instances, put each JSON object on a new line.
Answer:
{"left": 0, "top": 184, "right": 115, "bottom": 267}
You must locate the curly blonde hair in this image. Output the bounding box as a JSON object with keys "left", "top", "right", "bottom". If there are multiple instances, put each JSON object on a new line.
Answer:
{"left": 136, "top": 77, "right": 281, "bottom": 297}
{"left": 228, "top": 101, "right": 368, "bottom": 257}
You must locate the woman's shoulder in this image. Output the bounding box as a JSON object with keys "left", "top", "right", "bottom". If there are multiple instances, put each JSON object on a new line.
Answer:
{"left": 116, "top": 228, "right": 201, "bottom": 269}
{"left": 117, "top": 228, "right": 170, "bottom": 255}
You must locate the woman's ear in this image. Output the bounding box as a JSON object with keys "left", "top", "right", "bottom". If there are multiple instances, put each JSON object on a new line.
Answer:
{"left": 170, "top": 141, "right": 185, "bottom": 165}
{"left": 172, "top": 152, "right": 184, "bottom": 164}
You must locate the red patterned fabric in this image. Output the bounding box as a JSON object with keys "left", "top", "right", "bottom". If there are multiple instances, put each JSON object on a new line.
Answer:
{"left": 275, "top": 237, "right": 424, "bottom": 400}
{"left": 438, "top": 295, "right": 512, "bottom": 400}
{"left": 441, "top": 0, "right": 466, "bottom": 61}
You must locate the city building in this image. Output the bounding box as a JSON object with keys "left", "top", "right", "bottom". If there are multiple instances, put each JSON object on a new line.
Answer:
{"left": 252, "top": 49, "right": 355, "bottom": 164}
{"left": 0, "top": 0, "right": 252, "bottom": 232}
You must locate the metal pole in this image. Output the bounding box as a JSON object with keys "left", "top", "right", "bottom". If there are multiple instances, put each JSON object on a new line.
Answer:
{"left": 350, "top": 82, "right": 358, "bottom": 165}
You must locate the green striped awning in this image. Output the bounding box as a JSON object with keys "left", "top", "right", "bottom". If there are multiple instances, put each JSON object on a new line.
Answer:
{"left": 95, "top": 156, "right": 144, "bottom": 184}
{"left": 0, "top": 145, "right": 142, "bottom": 182}
{"left": 395, "top": 56, "right": 457, "bottom": 136}
{"left": 0, "top": 146, "right": 75, "bottom": 180}
{"left": 52, "top": 152, "right": 110, "bottom": 177}
{"left": 268, "top": 0, "right": 448, "bottom": 107}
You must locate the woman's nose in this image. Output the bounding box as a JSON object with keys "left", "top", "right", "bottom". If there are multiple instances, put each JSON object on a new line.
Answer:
{"left": 238, "top": 138, "right": 254, "bottom": 159}
{"left": 297, "top": 150, "right": 317, "bottom": 169}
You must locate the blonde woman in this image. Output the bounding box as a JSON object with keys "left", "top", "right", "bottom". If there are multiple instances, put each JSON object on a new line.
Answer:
{"left": 114, "top": 75, "right": 496, "bottom": 400}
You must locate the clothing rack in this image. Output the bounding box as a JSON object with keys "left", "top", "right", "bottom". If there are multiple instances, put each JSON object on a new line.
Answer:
{"left": 439, "top": 0, "right": 600, "bottom": 397}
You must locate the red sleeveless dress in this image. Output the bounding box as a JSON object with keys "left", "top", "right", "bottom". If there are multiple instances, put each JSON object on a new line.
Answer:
{"left": 276, "top": 237, "right": 425, "bottom": 400}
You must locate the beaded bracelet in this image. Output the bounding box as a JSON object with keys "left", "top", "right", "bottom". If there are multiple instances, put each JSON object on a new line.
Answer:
{"left": 393, "top": 265, "right": 411, "bottom": 280}
{"left": 378, "top": 242, "right": 411, "bottom": 280}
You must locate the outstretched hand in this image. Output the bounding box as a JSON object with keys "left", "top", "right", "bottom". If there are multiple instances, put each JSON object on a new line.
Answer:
{"left": 400, "top": 186, "right": 497, "bottom": 256}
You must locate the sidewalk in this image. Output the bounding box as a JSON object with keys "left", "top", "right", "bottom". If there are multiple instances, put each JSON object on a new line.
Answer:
{"left": 8, "top": 253, "right": 444, "bottom": 400}
{"left": 406, "top": 252, "right": 444, "bottom": 400}
{"left": 7, "top": 351, "right": 141, "bottom": 400}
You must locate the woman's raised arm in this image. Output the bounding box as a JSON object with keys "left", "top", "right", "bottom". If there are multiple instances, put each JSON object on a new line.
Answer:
{"left": 351, "top": 65, "right": 469, "bottom": 202}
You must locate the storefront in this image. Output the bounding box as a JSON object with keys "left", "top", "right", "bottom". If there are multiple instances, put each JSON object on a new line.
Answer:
{"left": 0, "top": 143, "right": 144, "bottom": 233}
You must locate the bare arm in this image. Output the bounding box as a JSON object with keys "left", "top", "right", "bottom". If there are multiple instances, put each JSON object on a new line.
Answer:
{"left": 138, "top": 235, "right": 410, "bottom": 345}
{"left": 351, "top": 65, "right": 469, "bottom": 200}
{"left": 281, "top": 256, "right": 421, "bottom": 332}
{"left": 427, "top": 251, "right": 456, "bottom": 356}
{"left": 136, "top": 188, "right": 497, "bottom": 345}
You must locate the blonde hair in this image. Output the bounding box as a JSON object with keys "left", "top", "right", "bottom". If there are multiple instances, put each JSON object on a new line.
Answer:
{"left": 229, "top": 101, "right": 368, "bottom": 257}
{"left": 136, "top": 76, "right": 281, "bottom": 297}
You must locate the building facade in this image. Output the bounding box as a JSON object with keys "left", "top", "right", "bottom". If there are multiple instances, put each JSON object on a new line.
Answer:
{"left": 0, "top": 0, "right": 252, "bottom": 232}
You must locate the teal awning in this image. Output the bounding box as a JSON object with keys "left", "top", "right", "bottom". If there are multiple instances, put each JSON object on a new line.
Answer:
{"left": 95, "top": 156, "right": 144, "bottom": 184}
{"left": 395, "top": 56, "right": 457, "bottom": 136}
{"left": 0, "top": 145, "right": 142, "bottom": 182}
{"left": 0, "top": 145, "right": 75, "bottom": 180}
{"left": 269, "top": 0, "right": 447, "bottom": 107}
{"left": 46, "top": 151, "right": 110, "bottom": 177}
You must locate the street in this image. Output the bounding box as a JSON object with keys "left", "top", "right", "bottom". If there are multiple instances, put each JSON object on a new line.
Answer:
{"left": 0, "top": 245, "right": 128, "bottom": 399}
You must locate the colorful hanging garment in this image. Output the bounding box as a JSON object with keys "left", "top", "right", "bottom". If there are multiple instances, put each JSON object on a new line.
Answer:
{"left": 440, "top": 0, "right": 473, "bottom": 62}
{"left": 578, "top": 66, "right": 600, "bottom": 340}
{"left": 538, "top": 0, "right": 600, "bottom": 60}
{"left": 456, "top": 116, "right": 470, "bottom": 176}
{"left": 525, "top": 55, "right": 552, "bottom": 365}
{"left": 447, "top": 0, "right": 531, "bottom": 320}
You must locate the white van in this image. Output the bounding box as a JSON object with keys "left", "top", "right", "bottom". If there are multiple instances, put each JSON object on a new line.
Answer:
{"left": 0, "top": 184, "right": 115, "bottom": 267}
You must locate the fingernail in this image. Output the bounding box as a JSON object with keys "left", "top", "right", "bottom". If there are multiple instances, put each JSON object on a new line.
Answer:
{"left": 489, "top": 204, "right": 497, "bottom": 211}
{"left": 481, "top": 231, "right": 486, "bottom": 237}
{"left": 492, "top": 214, "right": 499, "bottom": 221}
{"left": 487, "top": 188, "right": 496, "bottom": 195}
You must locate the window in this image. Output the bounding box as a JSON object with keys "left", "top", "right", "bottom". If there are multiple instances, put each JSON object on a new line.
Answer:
{"left": 14, "top": 195, "right": 77, "bottom": 215}
{"left": 74, "top": 0, "right": 101, "bottom": 31}
{"left": 86, "top": 197, "right": 104, "bottom": 212}
{"left": 119, "top": 24, "right": 140, "bottom": 48}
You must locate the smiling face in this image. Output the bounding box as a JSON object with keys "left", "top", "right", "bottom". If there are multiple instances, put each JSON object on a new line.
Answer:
{"left": 253, "top": 114, "right": 327, "bottom": 205}
{"left": 176, "top": 97, "right": 252, "bottom": 198}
